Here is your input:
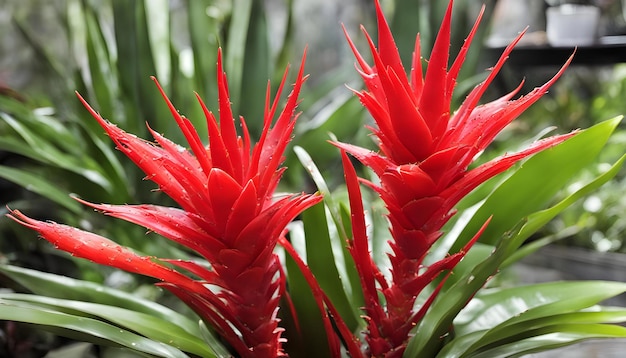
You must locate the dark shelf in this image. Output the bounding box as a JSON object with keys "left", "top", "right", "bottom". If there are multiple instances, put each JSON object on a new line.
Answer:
{"left": 486, "top": 36, "right": 626, "bottom": 68}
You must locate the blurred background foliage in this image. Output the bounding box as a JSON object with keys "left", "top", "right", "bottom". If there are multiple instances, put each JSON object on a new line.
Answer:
{"left": 0, "top": 0, "right": 625, "bottom": 355}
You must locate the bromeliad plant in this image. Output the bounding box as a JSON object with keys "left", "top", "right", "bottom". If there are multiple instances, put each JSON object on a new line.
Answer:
{"left": 3, "top": 0, "right": 626, "bottom": 357}
{"left": 8, "top": 48, "right": 321, "bottom": 357}
{"left": 334, "top": 1, "right": 578, "bottom": 355}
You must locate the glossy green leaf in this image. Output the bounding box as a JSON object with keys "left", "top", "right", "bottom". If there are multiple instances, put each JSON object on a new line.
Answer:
{"left": 0, "top": 165, "right": 82, "bottom": 213}
{"left": 0, "top": 265, "right": 199, "bottom": 336}
{"left": 84, "top": 3, "right": 117, "bottom": 118}
{"left": 302, "top": 202, "right": 360, "bottom": 330}
{"left": 293, "top": 146, "right": 364, "bottom": 310}
{"left": 239, "top": 0, "right": 270, "bottom": 137}
{"left": 199, "top": 320, "right": 232, "bottom": 358}
{"left": 439, "top": 309, "right": 626, "bottom": 358}
{"left": 442, "top": 151, "right": 626, "bottom": 292}
{"left": 145, "top": 0, "right": 171, "bottom": 87}
{"left": 187, "top": 0, "right": 219, "bottom": 107}
{"left": 224, "top": 0, "right": 252, "bottom": 117}
{"left": 282, "top": 221, "right": 333, "bottom": 357}
{"left": 470, "top": 324, "right": 626, "bottom": 358}
{"left": 451, "top": 117, "right": 622, "bottom": 253}
{"left": 0, "top": 293, "right": 216, "bottom": 357}
{"left": 503, "top": 152, "right": 626, "bottom": 266}
{"left": 456, "top": 281, "right": 626, "bottom": 335}
{"left": 0, "top": 299, "right": 190, "bottom": 358}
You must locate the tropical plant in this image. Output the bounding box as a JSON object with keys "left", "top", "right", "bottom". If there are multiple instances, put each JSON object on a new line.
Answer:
{"left": 1, "top": 0, "right": 302, "bottom": 285}
{"left": 2, "top": 0, "right": 626, "bottom": 357}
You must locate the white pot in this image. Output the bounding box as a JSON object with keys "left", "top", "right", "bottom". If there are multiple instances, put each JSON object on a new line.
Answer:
{"left": 546, "top": 4, "right": 600, "bottom": 47}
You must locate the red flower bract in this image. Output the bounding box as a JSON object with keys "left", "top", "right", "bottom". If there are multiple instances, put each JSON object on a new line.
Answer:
{"left": 8, "top": 49, "right": 321, "bottom": 358}
{"left": 338, "top": 0, "right": 577, "bottom": 356}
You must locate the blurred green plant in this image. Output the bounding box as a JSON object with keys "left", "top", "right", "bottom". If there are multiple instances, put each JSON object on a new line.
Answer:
{"left": 2, "top": 0, "right": 299, "bottom": 254}
{"left": 507, "top": 65, "right": 626, "bottom": 254}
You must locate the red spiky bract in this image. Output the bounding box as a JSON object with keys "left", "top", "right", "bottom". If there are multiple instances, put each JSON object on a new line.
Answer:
{"left": 338, "top": 0, "right": 576, "bottom": 356}
{"left": 8, "top": 49, "right": 321, "bottom": 358}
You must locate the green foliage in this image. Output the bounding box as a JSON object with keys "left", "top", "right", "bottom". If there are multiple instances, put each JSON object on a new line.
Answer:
{"left": 0, "top": 265, "right": 225, "bottom": 357}
{"left": 406, "top": 118, "right": 625, "bottom": 356}
{"left": 286, "top": 118, "right": 626, "bottom": 357}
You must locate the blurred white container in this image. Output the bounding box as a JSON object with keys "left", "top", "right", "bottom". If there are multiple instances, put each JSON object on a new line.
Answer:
{"left": 546, "top": 4, "right": 600, "bottom": 46}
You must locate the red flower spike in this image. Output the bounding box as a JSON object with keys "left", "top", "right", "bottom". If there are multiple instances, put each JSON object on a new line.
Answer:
{"left": 9, "top": 50, "right": 321, "bottom": 358}
{"left": 339, "top": 0, "right": 576, "bottom": 355}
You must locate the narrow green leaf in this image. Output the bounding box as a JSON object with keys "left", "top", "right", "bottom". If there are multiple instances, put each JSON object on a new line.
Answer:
{"left": 145, "top": 0, "right": 171, "bottom": 87}
{"left": 439, "top": 309, "right": 626, "bottom": 358}
{"left": 293, "top": 146, "right": 364, "bottom": 310}
{"left": 451, "top": 117, "right": 622, "bottom": 253}
{"left": 224, "top": 0, "right": 253, "bottom": 116}
{"left": 302, "top": 202, "right": 360, "bottom": 330}
{"left": 0, "top": 265, "right": 199, "bottom": 337}
{"left": 187, "top": 0, "right": 219, "bottom": 107}
{"left": 0, "top": 166, "right": 82, "bottom": 213}
{"left": 503, "top": 153, "right": 626, "bottom": 266}
{"left": 0, "top": 293, "right": 216, "bottom": 357}
{"left": 84, "top": 3, "right": 117, "bottom": 117}
{"left": 405, "top": 221, "right": 525, "bottom": 357}
{"left": 282, "top": 222, "right": 333, "bottom": 357}
{"left": 456, "top": 281, "right": 626, "bottom": 336}
{"left": 470, "top": 324, "right": 626, "bottom": 358}
{"left": 239, "top": 0, "right": 270, "bottom": 137}
{"left": 0, "top": 299, "right": 190, "bottom": 358}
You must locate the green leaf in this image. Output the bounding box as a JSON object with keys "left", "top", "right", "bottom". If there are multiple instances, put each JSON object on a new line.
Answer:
{"left": 0, "top": 165, "right": 82, "bottom": 213}
{"left": 239, "top": 0, "right": 270, "bottom": 137}
{"left": 145, "top": 0, "right": 171, "bottom": 87}
{"left": 0, "top": 265, "right": 199, "bottom": 337}
{"left": 281, "top": 221, "right": 334, "bottom": 357}
{"left": 457, "top": 281, "right": 626, "bottom": 336}
{"left": 470, "top": 324, "right": 626, "bottom": 358}
{"left": 0, "top": 298, "right": 190, "bottom": 358}
{"left": 451, "top": 117, "right": 622, "bottom": 253}
{"left": 0, "top": 293, "right": 217, "bottom": 358}
{"left": 302, "top": 202, "right": 360, "bottom": 330}
{"left": 439, "top": 309, "right": 626, "bottom": 358}
{"left": 224, "top": 0, "right": 253, "bottom": 116}
{"left": 438, "top": 281, "right": 626, "bottom": 357}
{"left": 293, "top": 146, "right": 364, "bottom": 311}
{"left": 187, "top": 0, "right": 219, "bottom": 106}
{"left": 83, "top": 3, "right": 117, "bottom": 118}
{"left": 503, "top": 153, "right": 626, "bottom": 266}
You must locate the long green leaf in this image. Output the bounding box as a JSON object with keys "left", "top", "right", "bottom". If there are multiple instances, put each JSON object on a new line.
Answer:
{"left": 451, "top": 117, "right": 622, "bottom": 253}
{"left": 224, "top": 0, "right": 253, "bottom": 116}
{"left": 503, "top": 152, "right": 626, "bottom": 266}
{"left": 0, "top": 293, "right": 217, "bottom": 357}
{"left": 0, "top": 299, "right": 189, "bottom": 358}
{"left": 0, "top": 166, "right": 82, "bottom": 213}
{"left": 187, "top": 0, "right": 219, "bottom": 107}
{"left": 293, "top": 146, "right": 364, "bottom": 311}
{"left": 302, "top": 202, "right": 360, "bottom": 330}
{"left": 0, "top": 265, "right": 199, "bottom": 336}
{"left": 282, "top": 221, "right": 333, "bottom": 357}
{"left": 441, "top": 151, "right": 626, "bottom": 292}
{"left": 239, "top": 0, "right": 270, "bottom": 137}
{"left": 439, "top": 308, "right": 626, "bottom": 358}
{"left": 457, "top": 281, "right": 626, "bottom": 336}
{"left": 470, "top": 324, "right": 626, "bottom": 358}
